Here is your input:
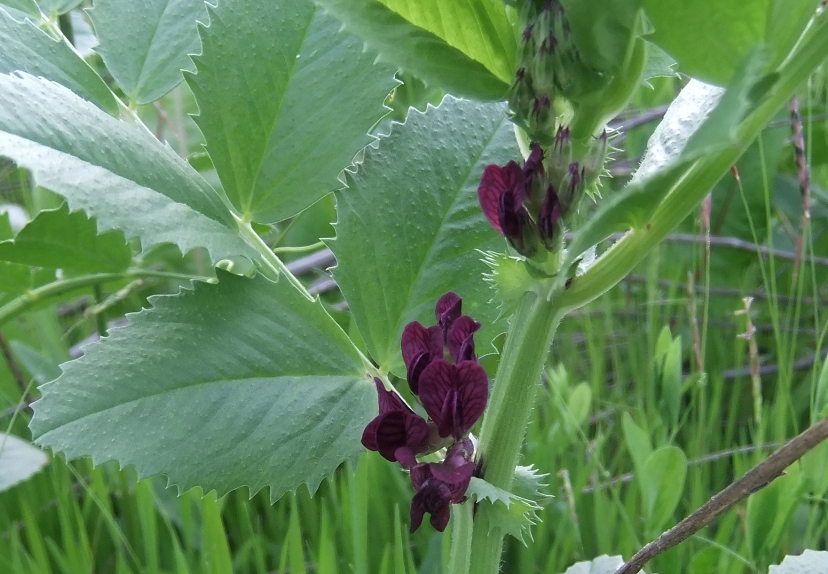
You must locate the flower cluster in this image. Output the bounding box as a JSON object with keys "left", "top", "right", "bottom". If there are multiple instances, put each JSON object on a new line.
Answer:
{"left": 509, "top": 0, "right": 602, "bottom": 139}
{"left": 478, "top": 129, "right": 605, "bottom": 259}
{"left": 361, "top": 292, "right": 488, "bottom": 532}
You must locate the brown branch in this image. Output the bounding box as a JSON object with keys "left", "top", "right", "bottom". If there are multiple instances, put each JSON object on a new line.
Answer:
{"left": 615, "top": 416, "right": 828, "bottom": 574}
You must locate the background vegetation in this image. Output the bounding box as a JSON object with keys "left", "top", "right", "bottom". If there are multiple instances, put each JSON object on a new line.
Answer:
{"left": 2, "top": 2, "right": 828, "bottom": 573}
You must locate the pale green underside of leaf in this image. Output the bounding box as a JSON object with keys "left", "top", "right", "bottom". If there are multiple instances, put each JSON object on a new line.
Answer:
{"left": 562, "top": 555, "right": 624, "bottom": 574}
{"left": 0, "top": 0, "right": 39, "bottom": 17}
{"left": 0, "top": 433, "right": 49, "bottom": 492}
{"left": 769, "top": 550, "right": 828, "bottom": 573}
{"left": 38, "top": 0, "right": 81, "bottom": 15}
{"left": 0, "top": 204, "right": 131, "bottom": 272}
{"left": 330, "top": 96, "right": 515, "bottom": 376}
{"left": 188, "top": 0, "right": 397, "bottom": 223}
{"left": 89, "top": 0, "right": 208, "bottom": 104}
{"left": 0, "top": 73, "right": 256, "bottom": 264}
{"left": 313, "top": 0, "right": 510, "bottom": 101}
{"left": 31, "top": 271, "right": 374, "bottom": 501}
{"left": 0, "top": 9, "right": 118, "bottom": 114}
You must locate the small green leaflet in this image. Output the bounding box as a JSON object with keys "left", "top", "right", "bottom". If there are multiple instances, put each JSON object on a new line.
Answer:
{"left": 89, "top": 0, "right": 209, "bottom": 104}
{"left": 31, "top": 271, "right": 375, "bottom": 501}
{"left": 187, "top": 0, "right": 397, "bottom": 223}
{"left": 0, "top": 73, "right": 256, "bottom": 266}
{"left": 0, "top": 204, "right": 131, "bottom": 273}
{"left": 330, "top": 97, "right": 515, "bottom": 376}
{"left": 0, "top": 9, "right": 118, "bottom": 114}
{"left": 465, "top": 470, "right": 547, "bottom": 544}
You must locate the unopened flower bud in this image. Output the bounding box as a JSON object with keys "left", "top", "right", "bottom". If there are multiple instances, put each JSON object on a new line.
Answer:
{"left": 582, "top": 130, "right": 609, "bottom": 184}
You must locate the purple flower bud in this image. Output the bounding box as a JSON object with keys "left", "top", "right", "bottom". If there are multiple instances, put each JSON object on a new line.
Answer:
{"left": 447, "top": 315, "right": 481, "bottom": 363}
{"left": 538, "top": 184, "right": 562, "bottom": 250}
{"left": 401, "top": 322, "right": 443, "bottom": 394}
{"left": 435, "top": 292, "right": 462, "bottom": 338}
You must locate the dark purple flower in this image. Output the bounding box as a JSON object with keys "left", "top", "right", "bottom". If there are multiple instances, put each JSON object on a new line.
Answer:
{"left": 478, "top": 161, "right": 524, "bottom": 236}
{"left": 538, "top": 184, "right": 561, "bottom": 249}
{"left": 401, "top": 322, "right": 443, "bottom": 394}
{"left": 362, "top": 378, "right": 429, "bottom": 462}
{"left": 447, "top": 315, "right": 481, "bottom": 363}
{"left": 418, "top": 359, "right": 488, "bottom": 440}
{"left": 435, "top": 292, "right": 462, "bottom": 339}
{"left": 408, "top": 439, "right": 476, "bottom": 533}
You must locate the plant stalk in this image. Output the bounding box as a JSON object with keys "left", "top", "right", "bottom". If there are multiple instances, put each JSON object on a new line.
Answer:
{"left": 452, "top": 290, "right": 563, "bottom": 574}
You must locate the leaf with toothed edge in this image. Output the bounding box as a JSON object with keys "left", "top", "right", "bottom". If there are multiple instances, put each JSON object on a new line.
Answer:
{"left": 465, "top": 476, "right": 543, "bottom": 544}
{"left": 0, "top": 73, "right": 257, "bottom": 265}
{"left": 0, "top": 9, "right": 119, "bottom": 114}
{"left": 329, "top": 96, "right": 516, "bottom": 376}
{"left": 88, "top": 0, "right": 209, "bottom": 105}
{"left": 30, "top": 270, "right": 376, "bottom": 501}
{"left": 187, "top": 0, "right": 398, "bottom": 223}
{"left": 0, "top": 204, "right": 131, "bottom": 273}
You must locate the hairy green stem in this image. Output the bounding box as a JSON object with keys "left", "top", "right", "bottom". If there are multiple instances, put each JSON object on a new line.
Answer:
{"left": 0, "top": 270, "right": 212, "bottom": 327}
{"left": 453, "top": 12, "right": 828, "bottom": 573}
{"left": 452, "top": 290, "right": 563, "bottom": 573}
{"left": 449, "top": 503, "right": 474, "bottom": 574}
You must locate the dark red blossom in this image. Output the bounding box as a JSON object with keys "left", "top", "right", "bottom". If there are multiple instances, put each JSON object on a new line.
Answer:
{"left": 401, "top": 322, "right": 443, "bottom": 394}
{"left": 435, "top": 291, "right": 462, "bottom": 339}
{"left": 478, "top": 161, "right": 524, "bottom": 236}
{"left": 418, "top": 359, "right": 488, "bottom": 440}
{"left": 408, "top": 439, "right": 475, "bottom": 532}
{"left": 361, "top": 378, "right": 429, "bottom": 462}
{"left": 538, "top": 184, "right": 562, "bottom": 249}
{"left": 447, "top": 315, "right": 480, "bottom": 363}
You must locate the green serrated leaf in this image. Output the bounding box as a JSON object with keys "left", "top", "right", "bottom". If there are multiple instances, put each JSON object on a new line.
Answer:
{"left": 330, "top": 97, "right": 514, "bottom": 375}
{"left": 0, "top": 9, "right": 118, "bottom": 114}
{"left": 187, "top": 0, "right": 397, "bottom": 223}
{"left": 769, "top": 550, "right": 828, "bottom": 573}
{"left": 562, "top": 555, "right": 625, "bottom": 574}
{"left": 31, "top": 270, "right": 374, "bottom": 501}
{"left": 483, "top": 251, "right": 554, "bottom": 319}
{"left": 0, "top": 73, "right": 256, "bottom": 265}
{"left": 37, "top": 0, "right": 81, "bottom": 15}
{"left": 0, "top": 0, "right": 40, "bottom": 18}
{"left": 312, "top": 0, "right": 511, "bottom": 101}
{"left": 89, "top": 0, "right": 209, "bottom": 104}
{"left": 0, "top": 204, "right": 131, "bottom": 272}
{"left": 0, "top": 433, "right": 49, "bottom": 492}
{"left": 466, "top": 476, "right": 541, "bottom": 544}
{"left": 512, "top": 465, "right": 553, "bottom": 506}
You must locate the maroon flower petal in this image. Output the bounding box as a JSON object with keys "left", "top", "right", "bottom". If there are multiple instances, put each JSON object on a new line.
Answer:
{"left": 418, "top": 359, "right": 456, "bottom": 438}
{"left": 409, "top": 490, "right": 427, "bottom": 533}
{"left": 430, "top": 461, "right": 475, "bottom": 486}
{"left": 478, "top": 161, "right": 523, "bottom": 234}
{"left": 454, "top": 361, "right": 489, "bottom": 438}
{"left": 523, "top": 143, "right": 545, "bottom": 190}
{"left": 394, "top": 447, "right": 419, "bottom": 469}
{"left": 430, "top": 502, "right": 451, "bottom": 532}
{"left": 374, "top": 411, "right": 429, "bottom": 462}
{"left": 447, "top": 315, "right": 481, "bottom": 363}
{"left": 401, "top": 323, "right": 442, "bottom": 394}
{"left": 538, "top": 184, "right": 561, "bottom": 249}
{"left": 360, "top": 417, "right": 380, "bottom": 451}
{"left": 374, "top": 377, "right": 406, "bottom": 414}
{"left": 435, "top": 292, "right": 462, "bottom": 330}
